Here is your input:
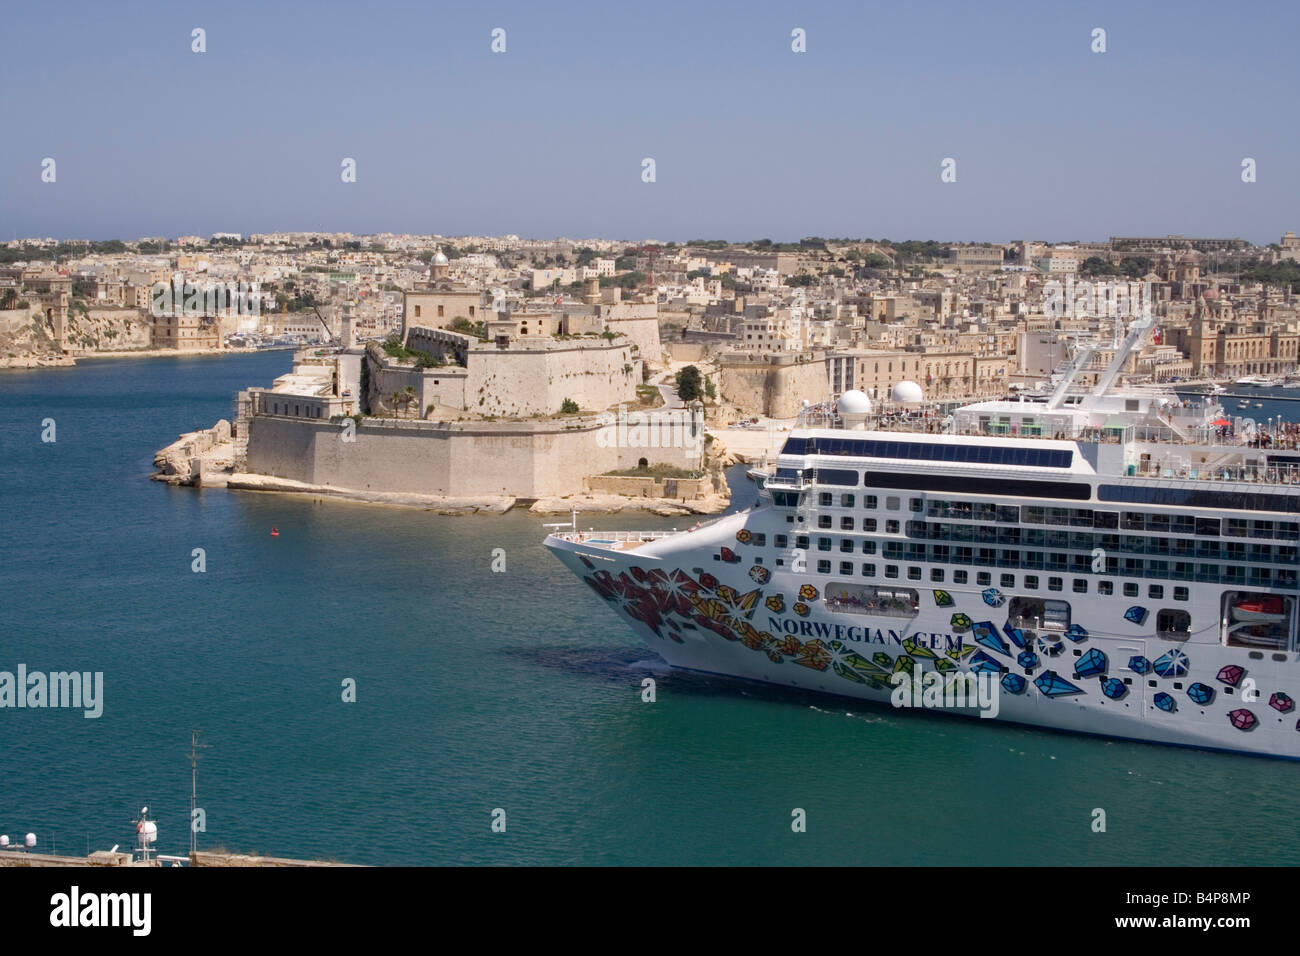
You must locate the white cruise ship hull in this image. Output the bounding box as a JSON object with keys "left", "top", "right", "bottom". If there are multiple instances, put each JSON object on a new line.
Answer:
{"left": 547, "top": 510, "right": 1300, "bottom": 759}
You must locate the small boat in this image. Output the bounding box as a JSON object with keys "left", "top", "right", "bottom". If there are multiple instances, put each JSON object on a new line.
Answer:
{"left": 1255, "top": 402, "right": 1264, "bottom": 408}
{"left": 1231, "top": 596, "right": 1286, "bottom": 623}
{"left": 270, "top": 526, "right": 280, "bottom": 537}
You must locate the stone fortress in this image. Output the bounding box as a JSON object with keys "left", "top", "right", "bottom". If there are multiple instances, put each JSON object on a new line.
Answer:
{"left": 188, "top": 250, "right": 722, "bottom": 511}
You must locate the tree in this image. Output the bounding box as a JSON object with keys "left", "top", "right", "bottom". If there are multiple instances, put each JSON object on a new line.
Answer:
{"left": 676, "top": 365, "right": 703, "bottom": 403}
{"left": 561, "top": 398, "right": 579, "bottom": 414}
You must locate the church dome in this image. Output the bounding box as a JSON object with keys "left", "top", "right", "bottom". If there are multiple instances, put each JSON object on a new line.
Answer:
{"left": 432, "top": 248, "right": 449, "bottom": 266}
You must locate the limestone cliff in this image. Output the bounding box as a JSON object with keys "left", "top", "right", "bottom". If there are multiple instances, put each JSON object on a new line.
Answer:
{"left": 0, "top": 307, "right": 72, "bottom": 368}
{"left": 0, "top": 305, "right": 152, "bottom": 367}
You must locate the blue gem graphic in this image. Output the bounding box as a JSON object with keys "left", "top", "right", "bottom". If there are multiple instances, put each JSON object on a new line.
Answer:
{"left": 1037, "top": 636, "right": 1065, "bottom": 657}
{"left": 1017, "top": 650, "right": 1039, "bottom": 670}
{"left": 982, "top": 588, "right": 1006, "bottom": 608}
{"left": 1034, "top": 670, "right": 1084, "bottom": 698}
{"left": 1152, "top": 649, "right": 1189, "bottom": 678}
{"left": 1074, "top": 648, "right": 1108, "bottom": 679}
{"left": 1101, "top": 677, "right": 1127, "bottom": 700}
{"left": 1154, "top": 692, "right": 1176, "bottom": 712}
{"left": 1128, "top": 656, "right": 1152, "bottom": 675}
{"left": 1001, "top": 673, "right": 1027, "bottom": 694}
{"left": 1124, "top": 605, "right": 1148, "bottom": 626}
{"left": 970, "top": 650, "right": 1005, "bottom": 675}
{"left": 1002, "top": 621, "right": 1030, "bottom": 648}
{"left": 1065, "top": 624, "right": 1088, "bottom": 642}
{"left": 1187, "top": 682, "right": 1214, "bottom": 705}
{"left": 972, "top": 622, "right": 1009, "bottom": 656}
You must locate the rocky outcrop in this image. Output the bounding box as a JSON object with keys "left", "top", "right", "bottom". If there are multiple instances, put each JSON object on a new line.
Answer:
{"left": 152, "top": 420, "right": 235, "bottom": 485}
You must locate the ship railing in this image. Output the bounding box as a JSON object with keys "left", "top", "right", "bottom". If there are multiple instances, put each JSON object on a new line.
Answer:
{"left": 1130, "top": 461, "right": 1300, "bottom": 485}
{"left": 549, "top": 529, "right": 679, "bottom": 544}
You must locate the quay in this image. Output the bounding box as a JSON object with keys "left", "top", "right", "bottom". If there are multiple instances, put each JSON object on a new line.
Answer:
{"left": 0, "top": 848, "right": 359, "bottom": 867}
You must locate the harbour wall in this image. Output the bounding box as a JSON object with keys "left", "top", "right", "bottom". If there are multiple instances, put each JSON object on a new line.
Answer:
{"left": 244, "top": 412, "right": 705, "bottom": 498}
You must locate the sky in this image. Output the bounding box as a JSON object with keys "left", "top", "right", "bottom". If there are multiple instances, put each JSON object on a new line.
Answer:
{"left": 2, "top": 0, "right": 1297, "bottom": 245}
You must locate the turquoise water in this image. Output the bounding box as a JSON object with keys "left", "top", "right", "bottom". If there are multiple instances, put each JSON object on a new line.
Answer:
{"left": 1, "top": 353, "right": 1297, "bottom": 865}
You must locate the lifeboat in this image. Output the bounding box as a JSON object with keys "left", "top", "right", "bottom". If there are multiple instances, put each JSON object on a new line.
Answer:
{"left": 1231, "top": 596, "right": 1286, "bottom": 623}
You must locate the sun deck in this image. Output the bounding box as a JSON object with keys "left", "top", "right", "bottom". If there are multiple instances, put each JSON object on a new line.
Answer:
{"left": 547, "top": 530, "right": 676, "bottom": 552}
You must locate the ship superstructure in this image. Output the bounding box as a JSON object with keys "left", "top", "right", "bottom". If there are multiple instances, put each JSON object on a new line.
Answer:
{"left": 546, "top": 316, "right": 1300, "bottom": 758}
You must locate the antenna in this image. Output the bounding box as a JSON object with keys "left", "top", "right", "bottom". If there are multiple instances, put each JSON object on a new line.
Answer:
{"left": 189, "top": 730, "right": 210, "bottom": 857}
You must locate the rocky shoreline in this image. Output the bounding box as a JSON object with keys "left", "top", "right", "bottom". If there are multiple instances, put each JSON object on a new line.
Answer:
{"left": 218, "top": 473, "right": 730, "bottom": 516}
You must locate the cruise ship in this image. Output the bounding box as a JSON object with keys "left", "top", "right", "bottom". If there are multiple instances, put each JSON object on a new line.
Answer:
{"left": 545, "top": 316, "right": 1300, "bottom": 759}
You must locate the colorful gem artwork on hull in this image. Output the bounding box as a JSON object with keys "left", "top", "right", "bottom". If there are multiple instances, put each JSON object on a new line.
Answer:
{"left": 580, "top": 541, "right": 1294, "bottom": 735}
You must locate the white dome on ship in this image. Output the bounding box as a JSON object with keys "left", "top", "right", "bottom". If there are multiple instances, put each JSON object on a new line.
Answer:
{"left": 891, "top": 381, "right": 924, "bottom": 404}
{"left": 837, "top": 389, "right": 872, "bottom": 415}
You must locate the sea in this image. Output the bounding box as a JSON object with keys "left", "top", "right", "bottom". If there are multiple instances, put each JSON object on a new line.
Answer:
{"left": 0, "top": 352, "right": 1297, "bottom": 866}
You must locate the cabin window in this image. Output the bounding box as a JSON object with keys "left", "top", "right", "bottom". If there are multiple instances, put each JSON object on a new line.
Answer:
{"left": 886, "top": 496, "right": 900, "bottom": 511}
{"left": 818, "top": 516, "right": 832, "bottom": 529}
{"left": 931, "top": 568, "right": 944, "bottom": 582}
{"left": 1148, "top": 585, "right": 1164, "bottom": 599}
{"left": 1098, "top": 581, "right": 1113, "bottom": 595}
{"left": 1001, "top": 574, "right": 1015, "bottom": 588}
{"left": 865, "top": 496, "right": 878, "bottom": 509}
{"left": 840, "top": 562, "right": 854, "bottom": 576}
{"left": 1048, "top": 577, "right": 1063, "bottom": 591}
{"left": 886, "top": 520, "right": 899, "bottom": 534}
{"left": 861, "top": 563, "right": 876, "bottom": 577}
{"left": 818, "top": 537, "right": 832, "bottom": 551}
{"left": 862, "top": 518, "right": 877, "bottom": 532}
{"left": 1173, "top": 586, "right": 1188, "bottom": 601}
{"left": 840, "top": 517, "right": 854, "bottom": 530}
{"left": 908, "top": 567, "right": 922, "bottom": 581}
{"left": 885, "top": 565, "right": 899, "bottom": 579}
{"left": 1073, "top": 579, "right": 1088, "bottom": 593}
{"left": 775, "top": 534, "right": 788, "bottom": 548}
{"left": 1024, "top": 575, "right": 1039, "bottom": 590}
{"left": 977, "top": 572, "right": 991, "bottom": 586}
{"left": 1157, "top": 609, "right": 1191, "bottom": 640}
{"left": 861, "top": 541, "right": 876, "bottom": 555}
{"left": 796, "top": 535, "right": 809, "bottom": 549}
{"left": 1123, "top": 582, "right": 1139, "bottom": 597}
{"left": 819, "top": 492, "right": 833, "bottom": 507}
{"left": 817, "top": 560, "right": 831, "bottom": 574}
{"left": 841, "top": 494, "right": 855, "bottom": 508}
{"left": 840, "top": 539, "right": 854, "bottom": 553}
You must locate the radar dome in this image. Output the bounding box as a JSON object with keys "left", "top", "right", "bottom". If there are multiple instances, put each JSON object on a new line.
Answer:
{"left": 891, "top": 381, "right": 924, "bottom": 404}
{"left": 837, "top": 390, "right": 872, "bottom": 415}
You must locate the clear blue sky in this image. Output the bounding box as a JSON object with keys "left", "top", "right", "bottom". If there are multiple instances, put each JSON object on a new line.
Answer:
{"left": 2, "top": 0, "right": 1296, "bottom": 244}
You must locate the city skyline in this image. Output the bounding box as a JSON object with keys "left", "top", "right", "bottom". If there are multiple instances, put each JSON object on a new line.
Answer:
{"left": 3, "top": 0, "right": 1298, "bottom": 244}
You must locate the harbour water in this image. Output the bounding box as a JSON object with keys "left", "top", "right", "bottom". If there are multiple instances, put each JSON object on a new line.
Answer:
{"left": 1, "top": 352, "right": 1297, "bottom": 865}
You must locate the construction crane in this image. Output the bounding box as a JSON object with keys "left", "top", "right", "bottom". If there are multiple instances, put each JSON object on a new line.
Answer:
{"left": 311, "top": 304, "right": 333, "bottom": 344}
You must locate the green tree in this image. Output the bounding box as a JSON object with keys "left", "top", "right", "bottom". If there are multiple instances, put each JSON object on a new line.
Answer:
{"left": 561, "top": 398, "right": 579, "bottom": 414}
{"left": 676, "top": 365, "right": 703, "bottom": 402}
